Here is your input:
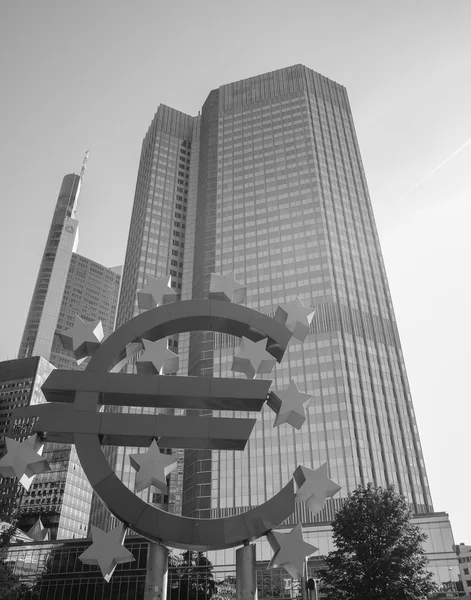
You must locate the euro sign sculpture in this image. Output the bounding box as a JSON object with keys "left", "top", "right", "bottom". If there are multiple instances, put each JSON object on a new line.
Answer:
{"left": 6, "top": 274, "right": 340, "bottom": 588}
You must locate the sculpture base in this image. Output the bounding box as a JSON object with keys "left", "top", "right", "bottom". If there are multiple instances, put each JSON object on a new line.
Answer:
{"left": 236, "top": 544, "right": 257, "bottom": 600}
{"left": 144, "top": 542, "right": 168, "bottom": 600}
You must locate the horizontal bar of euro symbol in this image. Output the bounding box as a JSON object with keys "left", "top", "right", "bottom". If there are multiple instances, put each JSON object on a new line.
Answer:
{"left": 17, "top": 403, "right": 257, "bottom": 451}
{"left": 41, "top": 371, "right": 272, "bottom": 411}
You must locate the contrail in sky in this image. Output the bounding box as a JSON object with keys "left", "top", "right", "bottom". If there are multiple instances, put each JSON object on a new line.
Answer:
{"left": 408, "top": 135, "right": 471, "bottom": 195}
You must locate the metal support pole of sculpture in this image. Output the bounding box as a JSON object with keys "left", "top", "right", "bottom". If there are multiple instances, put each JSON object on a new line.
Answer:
{"left": 144, "top": 542, "right": 169, "bottom": 600}
{"left": 236, "top": 544, "right": 257, "bottom": 600}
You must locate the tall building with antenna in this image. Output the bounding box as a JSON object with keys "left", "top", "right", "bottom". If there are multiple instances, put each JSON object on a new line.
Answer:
{"left": 18, "top": 153, "right": 120, "bottom": 371}
{"left": 10, "top": 155, "right": 122, "bottom": 539}
{"left": 18, "top": 171, "right": 81, "bottom": 361}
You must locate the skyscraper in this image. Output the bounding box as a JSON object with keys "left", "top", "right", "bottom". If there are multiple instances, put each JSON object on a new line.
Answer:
{"left": 89, "top": 109, "right": 195, "bottom": 529}
{"left": 18, "top": 173, "right": 81, "bottom": 362}
{"left": 48, "top": 256, "right": 121, "bottom": 370}
{"left": 14, "top": 252, "right": 121, "bottom": 539}
{"left": 186, "top": 65, "right": 434, "bottom": 521}
{"left": 96, "top": 66, "right": 454, "bottom": 577}
{"left": 0, "top": 357, "right": 55, "bottom": 521}
{"left": 18, "top": 162, "right": 121, "bottom": 371}
{"left": 14, "top": 164, "right": 121, "bottom": 538}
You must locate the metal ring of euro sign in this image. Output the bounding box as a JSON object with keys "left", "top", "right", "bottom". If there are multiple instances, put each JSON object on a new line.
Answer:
{"left": 42, "top": 299, "right": 296, "bottom": 551}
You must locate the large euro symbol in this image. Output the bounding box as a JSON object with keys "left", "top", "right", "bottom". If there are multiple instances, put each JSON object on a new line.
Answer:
{"left": 21, "top": 300, "right": 295, "bottom": 551}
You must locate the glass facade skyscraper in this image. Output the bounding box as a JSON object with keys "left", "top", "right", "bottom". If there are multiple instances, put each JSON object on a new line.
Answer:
{"left": 89, "top": 107, "right": 196, "bottom": 529}
{"left": 18, "top": 169, "right": 121, "bottom": 372}
{"left": 18, "top": 174, "right": 81, "bottom": 362}
{"left": 0, "top": 357, "right": 55, "bottom": 521}
{"left": 17, "top": 251, "right": 121, "bottom": 540}
{"left": 14, "top": 168, "right": 121, "bottom": 539}
{"left": 186, "top": 65, "right": 433, "bottom": 521}
{"left": 95, "top": 64, "right": 444, "bottom": 556}
{"left": 48, "top": 255, "right": 121, "bottom": 370}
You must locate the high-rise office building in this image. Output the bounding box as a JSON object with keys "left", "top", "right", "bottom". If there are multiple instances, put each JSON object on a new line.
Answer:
{"left": 14, "top": 252, "right": 121, "bottom": 539}
{"left": 48, "top": 255, "right": 121, "bottom": 370}
{"left": 0, "top": 357, "right": 55, "bottom": 521}
{"left": 18, "top": 162, "right": 121, "bottom": 371}
{"left": 89, "top": 109, "right": 195, "bottom": 530}
{"left": 93, "top": 65, "right": 455, "bottom": 581}
{"left": 18, "top": 174, "right": 81, "bottom": 362}
{"left": 13, "top": 164, "right": 121, "bottom": 539}
{"left": 185, "top": 66, "right": 435, "bottom": 520}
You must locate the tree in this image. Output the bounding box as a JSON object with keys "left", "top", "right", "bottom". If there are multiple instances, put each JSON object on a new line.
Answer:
{"left": 169, "top": 551, "right": 216, "bottom": 600}
{"left": 319, "top": 483, "right": 436, "bottom": 600}
{"left": 212, "top": 576, "right": 236, "bottom": 600}
{"left": 0, "top": 521, "right": 21, "bottom": 600}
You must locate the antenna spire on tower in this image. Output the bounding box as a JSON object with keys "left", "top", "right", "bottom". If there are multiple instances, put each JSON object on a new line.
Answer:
{"left": 80, "top": 150, "right": 90, "bottom": 182}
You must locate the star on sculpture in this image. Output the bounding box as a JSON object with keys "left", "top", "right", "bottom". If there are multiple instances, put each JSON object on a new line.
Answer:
{"left": 267, "top": 524, "right": 318, "bottom": 579}
{"left": 293, "top": 463, "right": 341, "bottom": 515}
{"left": 27, "top": 518, "right": 50, "bottom": 542}
{"left": 0, "top": 434, "right": 50, "bottom": 490}
{"left": 58, "top": 316, "right": 104, "bottom": 363}
{"left": 209, "top": 272, "right": 247, "bottom": 304}
{"left": 78, "top": 524, "right": 135, "bottom": 582}
{"left": 110, "top": 341, "right": 144, "bottom": 374}
{"left": 267, "top": 379, "right": 313, "bottom": 429}
{"left": 129, "top": 440, "right": 177, "bottom": 493}
{"left": 275, "top": 297, "right": 316, "bottom": 342}
{"left": 231, "top": 337, "right": 276, "bottom": 378}
{"left": 137, "top": 274, "right": 178, "bottom": 310}
{"left": 125, "top": 341, "right": 143, "bottom": 358}
{"left": 136, "top": 338, "right": 179, "bottom": 375}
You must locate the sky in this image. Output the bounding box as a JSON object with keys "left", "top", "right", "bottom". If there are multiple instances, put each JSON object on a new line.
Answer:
{"left": 1, "top": 0, "right": 470, "bottom": 546}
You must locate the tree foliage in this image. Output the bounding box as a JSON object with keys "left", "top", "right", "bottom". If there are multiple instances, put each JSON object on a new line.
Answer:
{"left": 169, "top": 551, "right": 216, "bottom": 600}
{"left": 0, "top": 523, "right": 16, "bottom": 554}
{"left": 212, "top": 576, "right": 236, "bottom": 600}
{"left": 0, "top": 520, "right": 21, "bottom": 600}
{"left": 319, "top": 484, "right": 436, "bottom": 600}
{"left": 0, "top": 564, "right": 21, "bottom": 600}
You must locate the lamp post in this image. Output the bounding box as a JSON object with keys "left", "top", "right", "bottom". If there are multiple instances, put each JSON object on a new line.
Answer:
{"left": 313, "top": 579, "right": 319, "bottom": 600}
